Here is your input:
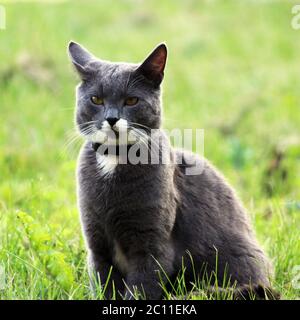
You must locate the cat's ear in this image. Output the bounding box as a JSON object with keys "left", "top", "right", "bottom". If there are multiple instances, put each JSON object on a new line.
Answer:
{"left": 68, "top": 41, "right": 94, "bottom": 80}
{"left": 137, "top": 43, "right": 167, "bottom": 86}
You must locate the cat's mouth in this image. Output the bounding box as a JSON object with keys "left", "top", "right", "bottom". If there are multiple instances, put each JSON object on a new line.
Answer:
{"left": 80, "top": 120, "right": 150, "bottom": 154}
{"left": 88, "top": 128, "right": 140, "bottom": 145}
{"left": 88, "top": 127, "right": 148, "bottom": 157}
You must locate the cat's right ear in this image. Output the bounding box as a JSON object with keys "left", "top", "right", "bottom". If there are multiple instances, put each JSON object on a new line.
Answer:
{"left": 68, "top": 41, "right": 94, "bottom": 80}
{"left": 136, "top": 43, "right": 167, "bottom": 87}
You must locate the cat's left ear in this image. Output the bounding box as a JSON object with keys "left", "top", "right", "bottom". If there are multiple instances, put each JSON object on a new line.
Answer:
{"left": 137, "top": 43, "right": 167, "bottom": 87}
{"left": 68, "top": 41, "right": 95, "bottom": 80}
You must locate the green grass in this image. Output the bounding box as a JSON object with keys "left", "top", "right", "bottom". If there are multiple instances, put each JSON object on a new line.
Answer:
{"left": 0, "top": 0, "right": 300, "bottom": 299}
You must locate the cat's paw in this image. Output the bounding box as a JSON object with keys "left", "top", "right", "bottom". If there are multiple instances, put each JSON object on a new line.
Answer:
{"left": 234, "top": 284, "right": 280, "bottom": 300}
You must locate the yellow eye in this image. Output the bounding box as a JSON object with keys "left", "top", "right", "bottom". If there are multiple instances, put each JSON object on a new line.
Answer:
{"left": 125, "top": 97, "right": 139, "bottom": 106}
{"left": 91, "top": 96, "right": 104, "bottom": 105}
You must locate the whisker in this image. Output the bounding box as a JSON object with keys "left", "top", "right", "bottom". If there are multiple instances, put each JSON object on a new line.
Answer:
{"left": 128, "top": 121, "right": 152, "bottom": 132}
{"left": 130, "top": 127, "right": 163, "bottom": 154}
{"left": 61, "top": 124, "right": 97, "bottom": 158}
{"left": 77, "top": 120, "right": 98, "bottom": 127}
{"left": 60, "top": 134, "right": 82, "bottom": 158}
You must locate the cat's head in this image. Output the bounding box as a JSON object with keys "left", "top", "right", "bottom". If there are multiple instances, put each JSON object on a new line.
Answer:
{"left": 68, "top": 41, "right": 167, "bottom": 145}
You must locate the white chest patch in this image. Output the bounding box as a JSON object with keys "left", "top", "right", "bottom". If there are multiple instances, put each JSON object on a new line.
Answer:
{"left": 96, "top": 153, "right": 118, "bottom": 175}
{"left": 113, "top": 241, "right": 130, "bottom": 274}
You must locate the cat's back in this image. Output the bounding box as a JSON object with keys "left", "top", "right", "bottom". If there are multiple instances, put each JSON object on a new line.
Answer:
{"left": 173, "top": 149, "right": 272, "bottom": 284}
{"left": 174, "top": 148, "right": 255, "bottom": 239}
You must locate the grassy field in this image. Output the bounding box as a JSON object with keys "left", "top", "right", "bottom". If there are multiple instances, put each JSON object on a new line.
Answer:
{"left": 0, "top": 0, "right": 299, "bottom": 299}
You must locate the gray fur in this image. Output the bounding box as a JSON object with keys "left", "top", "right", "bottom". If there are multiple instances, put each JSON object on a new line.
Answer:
{"left": 68, "top": 41, "right": 275, "bottom": 299}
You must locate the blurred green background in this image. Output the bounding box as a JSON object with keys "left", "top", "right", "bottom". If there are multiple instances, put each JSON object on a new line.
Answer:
{"left": 0, "top": 0, "right": 299, "bottom": 299}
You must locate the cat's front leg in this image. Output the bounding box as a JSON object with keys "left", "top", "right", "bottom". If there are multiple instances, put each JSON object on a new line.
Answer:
{"left": 124, "top": 256, "right": 174, "bottom": 300}
{"left": 88, "top": 251, "right": 124, "bottom": 300}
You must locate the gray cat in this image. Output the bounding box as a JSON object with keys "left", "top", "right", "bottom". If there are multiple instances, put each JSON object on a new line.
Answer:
{"left": 68, "top": 41, "right": 278, "bottom": 300}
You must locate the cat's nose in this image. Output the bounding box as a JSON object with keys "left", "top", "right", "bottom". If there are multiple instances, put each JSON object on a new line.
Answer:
{"left": 106, "top": 117, "right": 119, "bottom": 127}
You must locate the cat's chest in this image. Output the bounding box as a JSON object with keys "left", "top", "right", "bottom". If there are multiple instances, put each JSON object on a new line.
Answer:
{"left": 96, "top": 153, "right": 119, "bottom": 176}
{"left": 112, "top": 240, "right": 130, "bottom": 274}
